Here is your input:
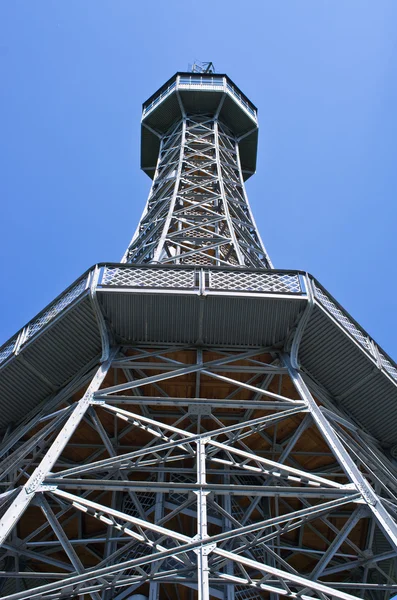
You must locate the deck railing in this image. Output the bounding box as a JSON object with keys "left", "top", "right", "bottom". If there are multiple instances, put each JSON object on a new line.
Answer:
{"left": 0, "top": 273, "right": 90, "bottom": 364}
{"left": 142, "top": 75, "right": 257, "bottom": 120}
{"left": 1, "top": 264, "right": 396, "bottom": 386}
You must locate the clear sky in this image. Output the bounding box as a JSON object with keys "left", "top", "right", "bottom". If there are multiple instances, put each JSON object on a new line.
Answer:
{"left": 1, "top": 1, "right": 397, "bottom": 364}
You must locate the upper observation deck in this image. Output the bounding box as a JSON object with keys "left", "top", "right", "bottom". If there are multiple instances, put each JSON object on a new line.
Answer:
{"left": 141, "top": 72, "right": 259, "bottom": 180}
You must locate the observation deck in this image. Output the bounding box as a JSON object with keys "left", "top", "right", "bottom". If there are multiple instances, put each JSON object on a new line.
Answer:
{"left": 141, "top": 72, "right": 259, "bottom": 179}
{"left": 1, "top": 263, "right": 397, "bottom": 454}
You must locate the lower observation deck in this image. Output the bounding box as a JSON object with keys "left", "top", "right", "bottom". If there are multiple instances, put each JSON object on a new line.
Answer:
{"left": 1, "top": 264, "right": 397, "bottom": 449}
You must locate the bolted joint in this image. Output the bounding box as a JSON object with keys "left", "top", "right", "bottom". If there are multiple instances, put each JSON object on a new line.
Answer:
{"left": 25, "top": 470, "right": 46, "bottom": 494}
{"left": 188, "top": 404, "right": 211, "bottom": 416}
{"left": 356, "top": 483, "right": 378, "bottom": 507}
{"left": 192, "top": 534, "right": 216, "bottom": 556}
{"left": 36, "top": 484, "right": 58, "bottom": 493}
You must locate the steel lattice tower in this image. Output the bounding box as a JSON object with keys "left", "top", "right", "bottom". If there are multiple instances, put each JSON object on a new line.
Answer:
{"left": 0, "top": 68, "right": 397, "bottom": 600}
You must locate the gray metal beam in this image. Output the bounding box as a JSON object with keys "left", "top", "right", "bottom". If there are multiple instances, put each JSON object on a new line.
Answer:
{"left": 0, "top": 350, "right": 117, "bottom": 547}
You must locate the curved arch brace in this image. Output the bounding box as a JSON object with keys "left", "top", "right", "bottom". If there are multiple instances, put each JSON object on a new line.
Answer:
{"left": 89, "top": 266, "right": 111, "bottom": 363}
{"left": 289, "top": 274, "right": 315, "bottom": 370}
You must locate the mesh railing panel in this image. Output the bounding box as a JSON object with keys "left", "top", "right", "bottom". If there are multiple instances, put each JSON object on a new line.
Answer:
{"left": 314, "top": 282, "right": 397, "bottom": 382}
{"left": 314, "top": 284, "right": 373, "bottom": 352}
{"left": 0, "top": 338, "right": 17, "bottom": 363}
{"left": 122, "top": 475, "right": 156, "bottom": 518}
{"left": 0, "top": 276, "right": 88, "bottom": 367}
{"left": 379, "top": 353, "right": 397, "bottom": 382}
{"left": 102, "top": 267, "right": 196, "bottom": 289}
{"left": 27, "top": 278, "right": 87, "bottom": 340}
{"left": 2, "top": 265, "right": 397, "bottom": 391}
{"left": 235, "top": 586, "right": 267, "bottom": 599}
{"left": 183, "top": 255, "right": 213, "bottom": 266}
{"left": 169, "top": 473, "right": 195, "bottom": 505}
{"left": 208, "top": 271, "right": 302, "bottom": 294}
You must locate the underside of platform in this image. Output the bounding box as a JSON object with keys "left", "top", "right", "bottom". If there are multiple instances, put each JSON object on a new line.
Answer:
{"left": 1, "top": 264, "right": 396, "bottom": 451}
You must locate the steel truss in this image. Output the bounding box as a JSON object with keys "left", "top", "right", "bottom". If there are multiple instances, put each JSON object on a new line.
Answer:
{"left": 2, "top": 70, "right": 397, "bottom": 600}
{"left": 0, "top": 345, "right": 396, "bottom": 599}
{"left": 123, "top": 115, "right": 271, "bottom": 268}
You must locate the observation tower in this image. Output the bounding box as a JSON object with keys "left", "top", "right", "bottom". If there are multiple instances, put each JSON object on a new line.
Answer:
{"left": 0, "top": 65, "right": 397, "bottom": 600}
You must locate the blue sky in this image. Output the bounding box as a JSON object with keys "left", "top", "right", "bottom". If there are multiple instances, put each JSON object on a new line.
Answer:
{"left": 1, "top": 1, "right": 397, "bottom": 363}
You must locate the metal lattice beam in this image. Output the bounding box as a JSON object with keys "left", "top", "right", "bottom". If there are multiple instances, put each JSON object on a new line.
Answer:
{"left": 123, "top": 115, "right": 271, "bottom": 268}
{"left": 0, "top": 346, "right": 396, "bottom": 599}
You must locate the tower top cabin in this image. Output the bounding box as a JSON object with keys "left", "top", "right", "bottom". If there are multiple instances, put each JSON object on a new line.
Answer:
{"left": 141, "top": 72, "right": 258, "bottom": 180}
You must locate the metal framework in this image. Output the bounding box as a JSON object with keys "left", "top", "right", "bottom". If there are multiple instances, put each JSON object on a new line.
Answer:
{"left": 0, "top": 70, "right": 396, "bottom": 600}
{"left": 123, "top": 116, "right": 271, "bottom": 268}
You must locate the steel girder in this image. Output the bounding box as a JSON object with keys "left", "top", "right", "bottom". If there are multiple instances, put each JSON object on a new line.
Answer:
{"left": 122, "top": 115, "right": 271, "bottom": 268}
{"left": 0, "top": 345, "right": 396, "bottom": 599}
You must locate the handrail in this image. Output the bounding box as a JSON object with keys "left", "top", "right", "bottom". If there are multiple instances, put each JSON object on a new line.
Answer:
{"left": 1, "top": 265, "right": 396, "bottom": 387}
{"left": 311, "top": 278, "right": 397, "bottom": 384}
{"left": 0, "top": 272, "right": 91, "bottom": 367}
{"left": 142, "top": 81, "right": 177, "bottom": 118}
{"left": 142, "top": 75, "right": 257, "bottom": 121}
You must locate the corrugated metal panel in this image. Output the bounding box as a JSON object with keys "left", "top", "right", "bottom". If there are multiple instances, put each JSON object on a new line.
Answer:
{"left": 0, "top": 297, "right": 101, "bottom": 428}
{"left": 21, "top": 297, "right": 101, "bottom": 387}
{"left": 203, "top": 296, "right": 304, "bottom": 346}
{"left": 2, "top": 281, "right": 396, "bottom": 449}
{"left": 301, "top": 305, "right": 397, "bottom": 446}
{"left": 99, "top": 292, "right": 200, "bottom": 344}
{"left": 219, "top": 93, "right": 255, "bottom": 138}
{"left": 1, "top": 574, "right": 51, "bottom": 597}
{"left": 0, "top": 358, "right": 53, "bottom": 429}
{"left": 145, "top": 93, "right": 181, "bottom": 134}
{"left": 99, "top": 290, "right": 305, "bottom": 348}
{"left": 343, "top": 374, "right": 397, "bottom": 446}
{"left": 179, "top": 90, "right": 223, "bottom": 116}
{"left": 300, "top": 306, "right": 375, "bottom": 396}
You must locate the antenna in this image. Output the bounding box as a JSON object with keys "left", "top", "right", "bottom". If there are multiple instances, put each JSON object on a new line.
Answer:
{"left": 190, "top": 60, "right": 216, "bottom": 74}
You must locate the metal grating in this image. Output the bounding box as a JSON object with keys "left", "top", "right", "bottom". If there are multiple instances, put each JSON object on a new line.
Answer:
{"left": 314, "top": 284, "right": 372, "bottom": 352}
{"left": 208, "top": 271, "right": 301, "bottom": 294}
{"left": 102, "top": 267, "right": 196, "bottom": 289}
{"left": 0, "top": 338, "right": 16, "bottom": 363}
{"left": 122, "top": 475, "right": 156, "bottom": 518}
{"left": 169, "top": 473, "right": 195, "bottom": 505}
{"left": 235, "top": 586, "right": 265, "bottom": 599}
{"left": 0, "top": 275, "right": 88, "bottom": 368}
{"left": 27, "top": 278, "right": 87, "bottom": 339}
{"left": 379, "top": 351, "right": 397, "bottom": 381}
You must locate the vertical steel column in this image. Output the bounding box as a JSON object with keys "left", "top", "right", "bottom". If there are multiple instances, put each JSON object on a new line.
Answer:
{"left": 223, "top": 471, "right": 235, "bottom": 600}
{"left": 148, "top": 470, "right": 165, "bottom": 600}
{"left": 152, "top": 104, "right": 187, "bottom": 264}
{"left": 121, "top": 134, "right": 165, "bottom": 264}
{"left": 234, "top": 134, "right": 273, "bottom": 268}
{"left": 213, "top": 119, "right": 244, "bottom": 266}
{"left": 195, "top": 438, "right": 210, "bottom": 600}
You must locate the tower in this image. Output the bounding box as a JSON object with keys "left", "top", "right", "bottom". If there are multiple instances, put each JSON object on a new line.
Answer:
{"left": 0, "top": 67, "right": 397, "bottom": 600}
